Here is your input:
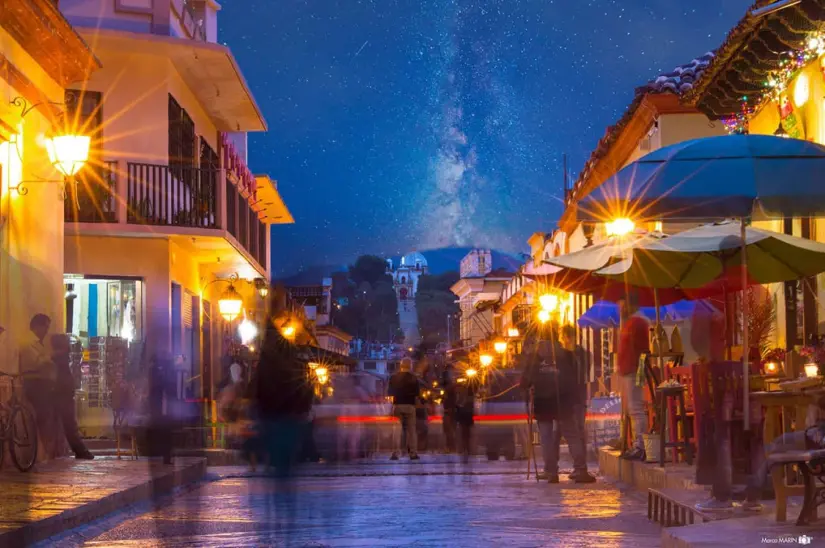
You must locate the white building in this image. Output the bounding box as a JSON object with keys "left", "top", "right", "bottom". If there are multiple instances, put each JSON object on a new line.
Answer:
{"left": 387, "top": 251, "right": 429, "bottom": 302}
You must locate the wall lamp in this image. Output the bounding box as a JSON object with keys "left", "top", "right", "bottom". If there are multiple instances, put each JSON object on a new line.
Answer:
{"left": 7, "top": 96, "right": 91, "bottom": 205}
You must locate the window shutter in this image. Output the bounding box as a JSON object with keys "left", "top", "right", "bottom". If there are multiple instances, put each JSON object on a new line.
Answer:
{"left": 182, "top": 291, "right": 194, "bottom": 328}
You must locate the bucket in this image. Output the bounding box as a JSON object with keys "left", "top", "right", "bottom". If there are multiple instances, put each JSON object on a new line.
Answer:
{"left": 642, "top": 433, "right": 660, "bottom": 463}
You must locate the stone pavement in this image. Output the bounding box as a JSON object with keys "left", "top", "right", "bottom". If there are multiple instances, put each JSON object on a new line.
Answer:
{"left": 39, "top": 458, "right": 661, "bottom": 547}
{"left": 0, "top": 456, "right": 205, "bottom": 547}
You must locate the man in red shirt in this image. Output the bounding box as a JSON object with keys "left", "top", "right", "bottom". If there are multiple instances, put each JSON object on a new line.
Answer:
{"left": 617, "top": 292, "right": 650, "bottom": 460}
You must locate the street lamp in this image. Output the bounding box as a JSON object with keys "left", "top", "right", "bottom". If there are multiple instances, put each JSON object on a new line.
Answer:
{"left": 45, "top": 133, "right": 90, "bottom": 177}
{"left": 253, "top": 278, "right": 269, "bottom": 299}
{"left": 539, "top": 293, "right": 558, "bottom": 312}
{"left": 537, "top": 309, "right": 551, "bottom": 324}
{"left": 493, "top": 340, "right": 507, "bottom": 354}
{"left": 238, "top": 317, "right": 258, "bottom": 344}
{"left": 605, "top": 217, "right": 635, "bottom": 237}
{"left": 218, "top": 284, "right": 243, "bottom": 322}
{"left": 479, "top": 354, "right": 493, "bottom": 368}
{"left": 507, "top": 327, "right": 520, "bottom": 338}
{"left": 466, "top": 368, "right": 478, "bottom": 378}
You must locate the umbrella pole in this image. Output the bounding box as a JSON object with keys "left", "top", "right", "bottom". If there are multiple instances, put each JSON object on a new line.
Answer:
{"left": 654, "top": 289, "right": 664, "bottom": 372}
{"left": 741, "top": 217, "right": 750, "bottom": 432}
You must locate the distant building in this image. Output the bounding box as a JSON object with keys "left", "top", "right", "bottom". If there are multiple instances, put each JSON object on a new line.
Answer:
{"left": 386, "top": 251, "right": 428, "bottom": 347}
{"left": 286, "top": 278, "right": 353, "bottom": 357}
{"left": 451, "top": 249, "right": 512, "bottom": 348}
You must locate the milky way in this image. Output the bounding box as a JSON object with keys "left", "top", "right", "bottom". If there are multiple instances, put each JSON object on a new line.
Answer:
{"left": 221, "top": 0, "right": 752, "bottom": 276}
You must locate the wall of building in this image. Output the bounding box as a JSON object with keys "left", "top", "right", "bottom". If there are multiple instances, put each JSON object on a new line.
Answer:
{"left": 0, "top": 27, "right": 69, "bottom": 373}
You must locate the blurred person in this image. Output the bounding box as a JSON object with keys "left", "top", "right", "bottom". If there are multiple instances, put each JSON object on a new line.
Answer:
{"left": 617, "top": 293, "right": 650, "bottom": 461}
{"left": 255, "top": 287, "right": 315, "bottom": 476}
{"left": 20, "top": 314, "right": 59, "bottom": 458}
{"left": 520, "top": 322, "right": 590, "bottom": 483}
{"left": 51, "top": 333, "right": 94, "bottom": 459}
{"left": 147, "top": 353, "right": 176, "bottom": 464}
{"left": 388, "top": 357, "right": 420, "bottom": 460}
{"left": 454, "top": 369, "right": 477, "bottom": 463}
{"left": 441, "top": 364, "right": 458, "bottom": 453}
{"left": 560, "top": 325, "right": 596, "bottom": 483}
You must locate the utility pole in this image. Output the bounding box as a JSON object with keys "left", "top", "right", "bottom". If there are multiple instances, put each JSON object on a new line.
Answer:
{"left": 446, "top": 314, "right": 451, "bottom": 347}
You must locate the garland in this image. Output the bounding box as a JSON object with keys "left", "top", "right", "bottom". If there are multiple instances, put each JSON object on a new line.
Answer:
{"left": 721, "top": 34, "right": 825, "bottom": 135}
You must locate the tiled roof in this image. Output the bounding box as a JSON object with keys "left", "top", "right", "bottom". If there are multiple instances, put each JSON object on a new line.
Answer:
{"left": 569, "top": 53, "right": 714, "bottom": 203}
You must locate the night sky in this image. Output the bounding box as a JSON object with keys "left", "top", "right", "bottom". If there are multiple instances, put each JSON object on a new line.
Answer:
{"left": 220, "top": 1, "right": 751, "bottom": 277}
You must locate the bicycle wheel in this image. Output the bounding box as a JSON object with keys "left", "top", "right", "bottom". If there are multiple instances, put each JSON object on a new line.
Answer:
{"left": 10, "top": 405, "right": 37, "bottom": 472}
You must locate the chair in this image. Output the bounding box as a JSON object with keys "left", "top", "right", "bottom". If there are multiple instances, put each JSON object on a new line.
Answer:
{"left": 664, "top": 363, "right": 697, "bottom": 464}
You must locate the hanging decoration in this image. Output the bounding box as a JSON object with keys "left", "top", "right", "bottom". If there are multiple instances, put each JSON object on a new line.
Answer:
{"left": 721, "top": 33, "right": 825, "bottom": 135}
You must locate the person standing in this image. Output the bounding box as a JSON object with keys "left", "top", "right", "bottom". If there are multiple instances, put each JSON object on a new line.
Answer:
{"left": 520, "top": 322, "right": 590, "bottom": 483}
{"left": 20, "top": 314, "right": 59, "bottom": 457}
{"left": 51, "top": 334, "right": 94, "bottom": 459}
{"left": 454, "top": 370, "right": 477, "bottom": 463}
{"left": 617, "top": 293, "right": 651, "bottom": 461}
{"left": 388, "top": 358, "right": 420, "bottom": 460}
{"left": 560, "top": 325, "right": 595, "bottom": 482}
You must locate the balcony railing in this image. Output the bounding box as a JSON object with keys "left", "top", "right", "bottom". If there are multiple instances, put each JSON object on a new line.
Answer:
{"left": 64, "top": 161, "right": 117, "bottom": 223}
{"left": 127, "top": 162, "right": 217, "bottom": 228}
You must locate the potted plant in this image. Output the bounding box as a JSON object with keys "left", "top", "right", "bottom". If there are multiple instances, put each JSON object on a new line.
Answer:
{"left": 643, "top": 395, "right": 666, "bottom": 463}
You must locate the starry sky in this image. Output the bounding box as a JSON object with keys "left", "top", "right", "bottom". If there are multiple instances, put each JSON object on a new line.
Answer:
{"left": 220, "top": 0, "right": 752, "bottom": 277}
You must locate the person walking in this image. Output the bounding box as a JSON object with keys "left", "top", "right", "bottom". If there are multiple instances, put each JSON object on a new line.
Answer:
{"left": 617, "top": 293, "right": 651, "bottom": 461}
{"left": 388, "top": 357, "right": 420, "bottom": 460}
{"left": 520, "top": 322, "right": 591, "bottom": 483}
{"left": 51, "top": 333, "right": 94, "bottom": 459}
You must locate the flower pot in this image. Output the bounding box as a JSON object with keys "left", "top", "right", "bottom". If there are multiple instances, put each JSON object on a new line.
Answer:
{"left": 642, "top": 433, "right": 661, "bottom": 463}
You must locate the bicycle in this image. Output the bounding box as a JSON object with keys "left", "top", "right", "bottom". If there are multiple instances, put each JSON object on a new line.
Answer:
{"left": 0, "top": 371, "right": 38, "bottom": 471}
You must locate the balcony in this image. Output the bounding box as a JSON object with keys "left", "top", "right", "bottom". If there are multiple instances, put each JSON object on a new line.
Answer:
{"left": 65, "top": 160, "right": 268, "bottom": 274}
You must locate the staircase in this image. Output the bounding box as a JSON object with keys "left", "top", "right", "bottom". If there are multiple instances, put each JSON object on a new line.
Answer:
{"left": 398, "top": 299, "right": 420, "bottom": 347}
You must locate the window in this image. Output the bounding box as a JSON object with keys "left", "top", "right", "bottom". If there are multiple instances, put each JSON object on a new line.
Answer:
{"left": 168, "top": 95, "right": 195, "bottom": 170}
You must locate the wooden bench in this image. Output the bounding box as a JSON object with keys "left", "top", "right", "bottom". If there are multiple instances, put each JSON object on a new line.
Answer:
{"left": 767, "top": 449, "right": 825, "bottom": 525}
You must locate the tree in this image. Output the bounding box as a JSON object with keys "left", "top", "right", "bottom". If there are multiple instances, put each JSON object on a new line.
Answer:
{"left": 349, "top": 255, "right": 390, "bottom": 287}
{"left": 416, "top": 271, "right": 460, "bottom": 350}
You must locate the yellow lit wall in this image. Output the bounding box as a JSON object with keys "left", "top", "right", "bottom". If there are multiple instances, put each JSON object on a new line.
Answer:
{"left": 0, "top": 27, "right": 70, "bottom": 373}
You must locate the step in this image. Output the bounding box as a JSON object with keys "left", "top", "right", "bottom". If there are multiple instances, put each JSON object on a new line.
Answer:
{"left": 648, "top": 488, "right": 720, "bottom": 527}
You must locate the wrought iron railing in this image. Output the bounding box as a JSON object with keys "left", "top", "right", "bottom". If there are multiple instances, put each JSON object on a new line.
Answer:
{"left": 127, "top": 162, "right": 217, "bottom": 228}
{"left": 64, "top": 160, "right": 118, "bottom": 223}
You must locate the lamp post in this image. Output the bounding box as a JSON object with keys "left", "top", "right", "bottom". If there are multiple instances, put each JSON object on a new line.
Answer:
{"left": 605, "top": 217, "right": 635, "bottom": 237}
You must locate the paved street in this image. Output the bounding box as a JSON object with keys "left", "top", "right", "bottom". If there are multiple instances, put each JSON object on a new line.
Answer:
{"left": 40, "top": 461, "right": 660, "bottom": 547}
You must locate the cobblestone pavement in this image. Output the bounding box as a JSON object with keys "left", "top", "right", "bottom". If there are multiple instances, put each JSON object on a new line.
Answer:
{"left": 0, "top": 456, "right": 203, "bottom": 544}
{"left": 41, "top": 458, "right": 661, "bottom": 547}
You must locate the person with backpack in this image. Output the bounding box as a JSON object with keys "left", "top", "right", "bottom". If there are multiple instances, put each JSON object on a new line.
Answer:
{"left": 520, "top": 322, "right": 593, "bottom": 483}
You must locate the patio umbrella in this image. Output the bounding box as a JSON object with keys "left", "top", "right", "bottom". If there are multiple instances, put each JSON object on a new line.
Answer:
{"left": 593, "top": 221, "right": 825, "bottom": 428}
{"left": 576, "top": 135, "right": 825, "bottom": 222}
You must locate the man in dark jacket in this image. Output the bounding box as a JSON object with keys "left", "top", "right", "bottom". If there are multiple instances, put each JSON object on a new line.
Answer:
{"left": 388, "top": 358, "right": 420, "bottom": 460}
{"left": 560, "top": 325, "right": 596, "bottom": 483}
{"left": 521, "top": 323, "right": 593, "bottom": 483}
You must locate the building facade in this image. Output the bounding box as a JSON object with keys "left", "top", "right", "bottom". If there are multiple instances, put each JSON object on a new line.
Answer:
{"left": 451, "top": 249, "right": 512, "bottom": 349}
{"left": 0, "top": 0, "right": 100, "bottom": 375}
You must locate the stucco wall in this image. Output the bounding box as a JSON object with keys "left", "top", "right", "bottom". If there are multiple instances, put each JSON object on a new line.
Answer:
{"left": 0, "top": 28, "right": 68, "bottom": 373}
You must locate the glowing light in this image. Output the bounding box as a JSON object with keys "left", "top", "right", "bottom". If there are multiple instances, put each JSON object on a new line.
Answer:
{"left": 315, "top": 366, "right": 329, "bottom": 384}
{"left": 308, "top": 362, "right": 319, "bottom": 369}
{"left": 480, "top": 354, "right": 494, "bottom": 367}
{"left": 605, "top": 217, "right": 635, "bottom": 237}
{"left": 45, "top": 134, "right": 90, "bottom": 177}
{"left": 537, "top": 310, "right": 551, "bottom": 324}
{"left": 653, "top": 221, "right": 663, "bottom": 233}
{"left": 218, "top": 285, "right": 243, "bottom": 322}
{"left": 238, "top": 319, "right": 258, "bottom": 344}
{"left": 794, "top": 73, "right": 810, "bottom": 108}
{"left": 282, "top": 324, "right": 297, "bottom": 339}
{"left": 466, "top": 368, "right": 478, "bottom": 378}
{"left": 493, "top": 340, "right": 507, "bottom": 354}
{"left": 805, "top": 363, "right": 819, "bottom": 378}
{"left": 507, "top": 327, "right": 520, "bottom": 338}
{"left": 808, "top": 36, "right": 821, "bottom": 51}
{"left": 765, "top": 362, "right": 778, "bottom": 374}
{"left": 539, "top": 293, "right": 558, "bottom": 312}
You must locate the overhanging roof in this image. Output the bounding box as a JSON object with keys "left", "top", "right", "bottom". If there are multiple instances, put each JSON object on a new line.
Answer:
{"left": 684, "top": 0, "right": 825, "bottom": 118}
{"left": 254, "top": 175, "right": 294, "bottom": 224}
{"left": 78, "top": 28, "right": 266, "bottom": 132}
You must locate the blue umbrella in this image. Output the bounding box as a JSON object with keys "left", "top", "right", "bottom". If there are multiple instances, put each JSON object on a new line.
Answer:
{"left": 577, "top": 134, "right": 825, "bottom": 222}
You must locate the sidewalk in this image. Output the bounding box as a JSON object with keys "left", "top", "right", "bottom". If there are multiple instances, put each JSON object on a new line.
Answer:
{"left": 0, "top": 456, "right": 205, "bottom": 547}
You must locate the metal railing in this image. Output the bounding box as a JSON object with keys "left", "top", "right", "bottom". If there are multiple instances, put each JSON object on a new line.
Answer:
{"left": 127, "top": 162, "right": 217, "bottom": 228}
{"left": 64, "top": 160, "right": 118, "bottom": 223}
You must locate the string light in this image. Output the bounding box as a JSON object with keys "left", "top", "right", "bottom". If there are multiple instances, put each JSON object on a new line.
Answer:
{"left": 721, "top": 32, "right": 825, "bottom": 135}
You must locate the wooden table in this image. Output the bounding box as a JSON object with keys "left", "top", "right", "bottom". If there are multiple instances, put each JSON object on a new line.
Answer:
{"left": 750, "top": 387, "right": 825, "bottom": 522}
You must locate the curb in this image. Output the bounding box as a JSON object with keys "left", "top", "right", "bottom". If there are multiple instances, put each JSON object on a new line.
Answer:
{"left": 0, "top": 458, "right": 206, "bottom": 548}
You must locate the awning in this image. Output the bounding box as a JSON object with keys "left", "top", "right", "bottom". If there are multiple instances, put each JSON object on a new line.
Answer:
{"left": 79, "top": 28, "right": 266, "bottom": 132}
{"left": 253, "top": 175, "right": 294, "bottom": 224}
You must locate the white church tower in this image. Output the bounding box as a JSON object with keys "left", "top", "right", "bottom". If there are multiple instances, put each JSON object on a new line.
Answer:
{"left": 387, "top": 251, "right": 428, "bottom": 348}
